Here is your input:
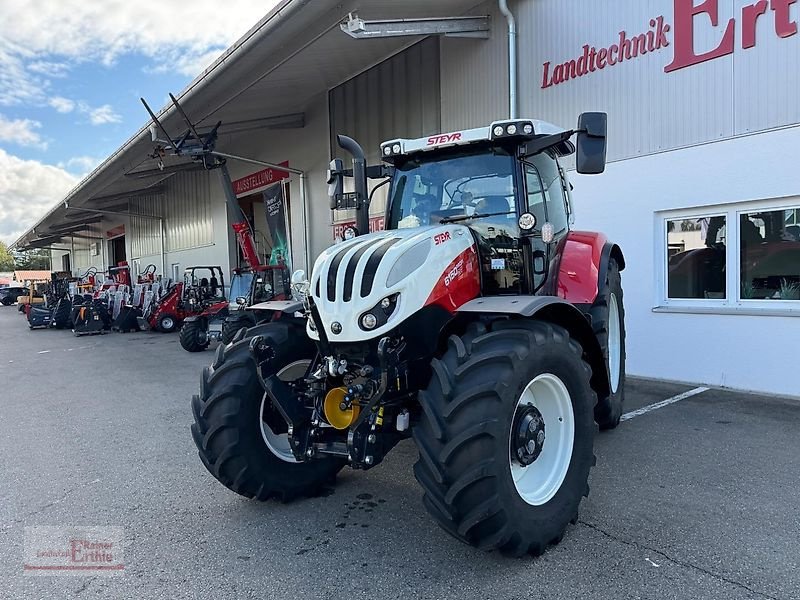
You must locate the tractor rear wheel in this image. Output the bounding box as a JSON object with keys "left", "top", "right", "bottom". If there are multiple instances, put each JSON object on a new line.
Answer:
{"left": 180, "top": 320, "right": 209, "bottom": 352}
{"left": 591, "top": 258, "right": 626, "bottom": 430}
{"left": 413, "top": 320, "right": 596, "bottom": 556}
{"left": 191, "top": 322, "right": 345, "bottom": 500}
{"left": 52, "top": 298, "right": 72, "bottom": 329}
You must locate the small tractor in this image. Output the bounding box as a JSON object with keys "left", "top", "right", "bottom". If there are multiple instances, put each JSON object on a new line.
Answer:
{"left": 220, "top": 265, "right": 293, "bottom": 345}
{"left": 178, "top": 266, "right": 230, "bottom": 352}
{"left": 188, "top": 113, "right": 625, "bottom": 556}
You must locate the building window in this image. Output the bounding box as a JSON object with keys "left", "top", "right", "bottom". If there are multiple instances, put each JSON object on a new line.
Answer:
{"left": 659, "top": 200, "right": 800, "bottom": 311}
{"left": 666, "top": 216, "right": 726, "bottom": 299}
{"left": 740, "top": 209, "right": 800, "bottom": 301}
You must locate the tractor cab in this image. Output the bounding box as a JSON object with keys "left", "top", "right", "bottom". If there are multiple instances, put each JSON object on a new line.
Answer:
{"left": 378, "top": 115, "right": 606, "bottom": 297}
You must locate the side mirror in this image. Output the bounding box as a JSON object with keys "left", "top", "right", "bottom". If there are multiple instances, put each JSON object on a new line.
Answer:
{"left": 576, "top": 112, "right": 607, "bottom": 175}
{"left": 236, "top": 296, "right": 247, "bottom": 306}
{"left": 291, "top": 269, "right": 310, "bottom": 296}
{"left": 327, "top": 159, "right": 344, "bottom": 209}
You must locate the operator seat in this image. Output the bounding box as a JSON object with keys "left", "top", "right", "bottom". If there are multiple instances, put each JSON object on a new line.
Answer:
{"left": 209, "top": 276, "right": 219, "bottom": 296}
{"left": 475, "top": 196, "right": 512, "bottom": 224}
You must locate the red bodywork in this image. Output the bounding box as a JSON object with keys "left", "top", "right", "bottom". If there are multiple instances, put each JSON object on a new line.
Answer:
{"left": 556, "top": 231, "right": 608, "bottom": 304}
{"left": 425, "top": 246, "right": 482, "bottom": 311}
{"left": 148, "top": 282, "right": 185, "bottom": 328}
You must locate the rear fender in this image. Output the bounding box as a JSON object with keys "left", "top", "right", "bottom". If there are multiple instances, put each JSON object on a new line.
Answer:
{"left": 456, "top": 295, "right": 610, "bottom": 400}
{"left": 557, "top": 231, "right": 625, "bottom": 304}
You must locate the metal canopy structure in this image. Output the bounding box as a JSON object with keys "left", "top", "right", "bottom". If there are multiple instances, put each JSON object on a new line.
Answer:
{"left": 10, "top": 0, "right": 487, "bottom": 251}
{"left": 341, "top": 14, "right": 490, "bottom": 39}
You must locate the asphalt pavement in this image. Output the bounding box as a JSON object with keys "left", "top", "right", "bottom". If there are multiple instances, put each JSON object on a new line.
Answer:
{"left": 0, "top": 305, "right": 798, "bottom": 599}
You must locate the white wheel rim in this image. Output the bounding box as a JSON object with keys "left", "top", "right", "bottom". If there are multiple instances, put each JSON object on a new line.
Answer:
{"left": 259, "top": 359, "right": 310, "bottom": 463}
{"left": 510, "top": 374, "right": 575, "bottom": 506}
{"left": 608, "top": 293, "right": 621, "bottom": 394}
{"left": 162, "top": 317, "right": 174, "bottom": 330}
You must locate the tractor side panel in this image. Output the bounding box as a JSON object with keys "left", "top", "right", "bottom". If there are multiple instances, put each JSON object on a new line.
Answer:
{"left": 556, "top": 231, "right": 608, "bottom": 304}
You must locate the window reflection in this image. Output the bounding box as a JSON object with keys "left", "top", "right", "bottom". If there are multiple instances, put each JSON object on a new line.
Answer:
{"left": 667, "top": 216, "right": 727, "bottom": 299}
{"left": 740, "top": 209, "right": 800, "bottom": 300}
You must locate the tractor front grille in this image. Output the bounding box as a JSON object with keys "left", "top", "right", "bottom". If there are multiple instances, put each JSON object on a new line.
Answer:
{"left": 322, "top": 237, "right": 399, "bottom": 303}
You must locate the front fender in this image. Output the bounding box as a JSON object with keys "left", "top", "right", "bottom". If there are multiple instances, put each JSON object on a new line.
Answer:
{"left": 456, "top": 294, "right": 611, "bottom": 401}
{"left": 557, "top": 231, "right": 625, "bottom": 304}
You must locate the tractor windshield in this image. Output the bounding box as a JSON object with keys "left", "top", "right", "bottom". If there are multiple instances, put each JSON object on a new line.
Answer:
{"left": 387, "top": 149, "right": 517, "bottom": 230}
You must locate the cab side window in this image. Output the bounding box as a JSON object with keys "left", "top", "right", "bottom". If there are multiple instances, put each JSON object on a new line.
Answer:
{"left": 528, "top": 153, "right": 569, "bottom": 235}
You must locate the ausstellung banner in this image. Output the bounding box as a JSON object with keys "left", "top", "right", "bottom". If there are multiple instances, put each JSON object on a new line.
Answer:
{"left": 263, "top": 184, "right": 290, "bottom": 268}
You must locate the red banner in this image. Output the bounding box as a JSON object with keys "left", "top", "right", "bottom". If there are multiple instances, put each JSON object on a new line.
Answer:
{"left": 332, "top": 216, "right": 385, "bottom": 241}
{"left": 232, "top": 161, "right": 290, "bottom": 196}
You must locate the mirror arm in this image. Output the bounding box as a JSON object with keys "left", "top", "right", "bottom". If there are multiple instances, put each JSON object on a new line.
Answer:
{"left": 522, "top": 130, "right": 575, "bottom": 158}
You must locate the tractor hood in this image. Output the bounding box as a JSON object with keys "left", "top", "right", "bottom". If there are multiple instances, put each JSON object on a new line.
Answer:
{"left": 308, "top": 224, "right": 480, "bottom": 342}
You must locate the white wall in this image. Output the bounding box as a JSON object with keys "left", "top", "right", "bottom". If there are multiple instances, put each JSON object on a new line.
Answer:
{"left": 572, "top": 125, "right": 800, "bottom": 396}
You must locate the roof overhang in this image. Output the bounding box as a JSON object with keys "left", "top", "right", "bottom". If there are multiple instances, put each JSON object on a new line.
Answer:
{"left": 11, "top": 0, "right": 488, "bottom": 251}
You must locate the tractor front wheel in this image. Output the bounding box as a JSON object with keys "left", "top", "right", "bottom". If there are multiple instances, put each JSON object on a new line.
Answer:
{"left": 413, "top": 320, "right": 596, "bottom": 556}
{"left": 157, "top": 314, "right": 178, "bottom": 333}
{"left": 180, "top": 320, "right": 209, "bottom": 352}
{"left": 190, "top": 322, "right": 345, "bottom": 500}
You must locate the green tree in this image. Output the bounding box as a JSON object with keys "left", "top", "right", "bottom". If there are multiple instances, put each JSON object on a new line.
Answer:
{"left": 12, "top": 248, "right": 51, "bottom": 270}
{"left": 0, "top": 241, "right": 15, "bottom": 271}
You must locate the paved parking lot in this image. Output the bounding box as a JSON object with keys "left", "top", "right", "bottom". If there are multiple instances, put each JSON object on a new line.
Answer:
{"left": 1, "top": 305, "right": 798, "bottom": 599}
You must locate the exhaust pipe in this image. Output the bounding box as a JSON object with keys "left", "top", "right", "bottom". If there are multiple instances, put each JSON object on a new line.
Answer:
{"left": 498, "top": 0, "right": 518, "bottom": 119}
{"left": 337, "top": 134, "right": 369, "bottom": 236}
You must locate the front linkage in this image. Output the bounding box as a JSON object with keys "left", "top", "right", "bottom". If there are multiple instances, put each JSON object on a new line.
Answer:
{"left": 249, "top": 326, "right": 407, "bottom": 469}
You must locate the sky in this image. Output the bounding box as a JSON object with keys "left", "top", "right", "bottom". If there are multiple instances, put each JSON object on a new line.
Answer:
{"left": 0, "top": 0, "right": 280, "bottom": 246}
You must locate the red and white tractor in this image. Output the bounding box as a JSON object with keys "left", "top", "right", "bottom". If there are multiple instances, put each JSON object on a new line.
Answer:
{"left": 190, "top": 112, "right": 625, "bottom": 556}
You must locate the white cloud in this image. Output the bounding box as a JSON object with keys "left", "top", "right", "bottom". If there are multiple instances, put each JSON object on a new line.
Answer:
{"left": 0, "top": 148, "right": 78, "bottom": 244}
{"left": 0, "top": 1, "right": 279, "bottom": 107}
{"left": 58, "top": 156, "right": 101, "bottom": 175}
{"left": 87, "top": 104, "right": 121, "bottom": 125}
{"left": 49, "top": 96, "right": 75, "bottom": 113}
{"left": 0, "top": 115, "right": 47, "bottom": 149}
{"left": 28, "top": 60, "right": 71, "bottom": 78}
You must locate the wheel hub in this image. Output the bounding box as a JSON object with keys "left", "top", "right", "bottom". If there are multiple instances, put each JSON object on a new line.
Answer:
{"left": 513, "top": 405, "right": 546, "bottom": 466}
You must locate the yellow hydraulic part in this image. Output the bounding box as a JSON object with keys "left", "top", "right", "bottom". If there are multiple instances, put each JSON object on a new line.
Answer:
{"left": 324, "top": 387, "right": 360, "bottom": 430}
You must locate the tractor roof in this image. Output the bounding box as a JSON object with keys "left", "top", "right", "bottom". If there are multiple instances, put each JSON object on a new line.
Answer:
{"left": 380, "top": 119, "right": 573, "bottom": 161}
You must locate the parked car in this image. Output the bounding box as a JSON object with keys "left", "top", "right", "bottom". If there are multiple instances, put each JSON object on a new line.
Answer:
{"left": 0, "top": 286, "right": 29, "bottom": 305}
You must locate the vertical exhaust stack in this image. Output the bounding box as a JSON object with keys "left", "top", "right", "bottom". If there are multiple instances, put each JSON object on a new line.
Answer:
{"left": 498, "top": 0, "right": 518, "bottom": 119}
{"left": 336, "top": 135, "right": 370, "bottom": 236}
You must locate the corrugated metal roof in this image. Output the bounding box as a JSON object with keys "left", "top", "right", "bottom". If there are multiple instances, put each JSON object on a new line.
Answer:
{"left": 12, "top": 0, "right": 485, "bottom": 250}
{"left": 14, "top": 271, "right": 51, "bottom": 282}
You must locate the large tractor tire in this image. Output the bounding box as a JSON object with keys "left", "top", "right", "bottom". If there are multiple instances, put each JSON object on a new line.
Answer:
{"left": 157, "top": 313, "right": 178, "bottom": 333}
{"left": 180, "top": 320, "right": 209, "bottom": 352}
{"left": 591, "top": 258, "right": 626, "bottom": 430}
{"left": 413, "top": 320, "right": 597, "bottom": 557}
{"left": 52, "top": 298, "right": 73, "bottom": 329}
{"left": 191, "top": 322, "right": 345, "bottom": 500}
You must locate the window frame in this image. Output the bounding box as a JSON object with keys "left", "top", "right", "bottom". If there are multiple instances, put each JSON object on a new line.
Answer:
{"left": 655, "top": 196, "right": 800, "bottom": 315}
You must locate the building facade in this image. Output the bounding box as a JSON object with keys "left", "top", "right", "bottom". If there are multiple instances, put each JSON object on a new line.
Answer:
{"left": 18, "top": 0, "right": 798, "bottom": 396}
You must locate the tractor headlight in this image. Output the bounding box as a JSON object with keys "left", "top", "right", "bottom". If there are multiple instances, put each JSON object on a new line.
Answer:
{"left": 506, "top": 124, "right": 517, "bottom": 135}
{"left": 383, "top": 146, "right": 391, "bottom": 156}
{"left": 493, "top": 125, "right": 504, "bottom": 136}
{"left": 358, "top": 294, "right": 399, "bottom": 332}
{"left": 392, "top": 143, "right": 401, "bottom": 154}
{"left": 360, "top": 313, "right": 377, "bottom": 330}
{"left": 523, "top": 123, "right": 534, "bottom": 134}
